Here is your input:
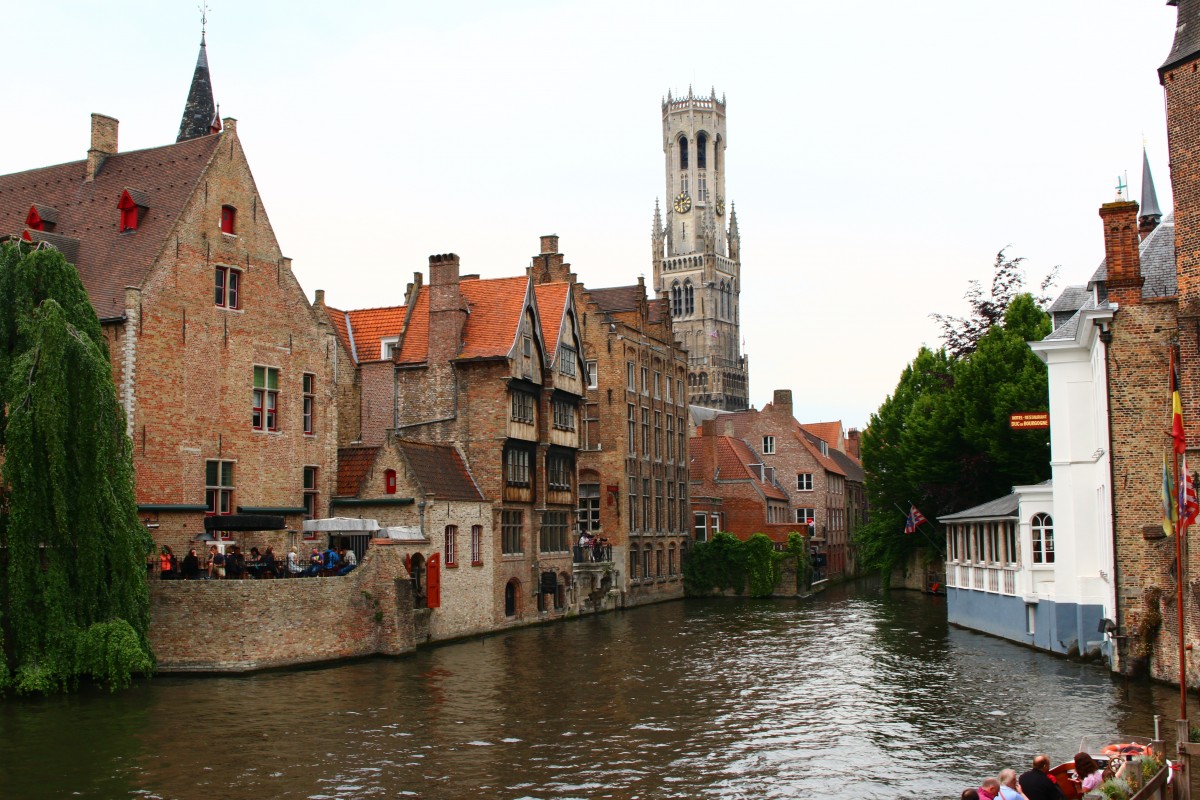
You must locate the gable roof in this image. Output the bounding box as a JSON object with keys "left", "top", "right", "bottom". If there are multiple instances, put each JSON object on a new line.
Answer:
{"left": 590, "top": 284, "right": 644, "bottom": 312}
{"left": 692, "top": 434, "right": 788, "bottom": 501}
{"left": 800, "top": 421, "right": 843, "bottom": 452}
{"left": 827, "top": 448, "right": 864, "bottom": 483}
{"left": 397, "top": 440, "right": 484, "bottom": 502}
{"left": 326, "top": 303, "right": 407, "bottom": 364}
{"left": 533, "top": 281, "right": 571, "bottom": 360}
{"left": 0, "top": 134, "right": 223, "bottom": 319}
{"left": 337, "top": 445, "right": 380, "bottom": 496}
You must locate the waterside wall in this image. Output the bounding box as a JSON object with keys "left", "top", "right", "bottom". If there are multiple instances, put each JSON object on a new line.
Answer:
{"left": 149, "top": 542, "right": 416, "bottom": 672}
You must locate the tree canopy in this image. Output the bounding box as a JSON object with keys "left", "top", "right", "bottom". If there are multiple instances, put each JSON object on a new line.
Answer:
{"left": 0, "top": 241, "right": 153, "bottom": 694}
{"left": 858, "top": 258, "right": 1053, "bottom": 577}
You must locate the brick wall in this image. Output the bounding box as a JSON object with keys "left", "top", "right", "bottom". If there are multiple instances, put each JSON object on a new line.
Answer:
{"left": 129, "top": 125, "right": 338, "bottom": 553}
{"left": 149, "top": 542, "right": 415, "bottom": 671}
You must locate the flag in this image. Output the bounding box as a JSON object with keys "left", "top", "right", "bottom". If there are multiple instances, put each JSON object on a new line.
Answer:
{"left": 904, "top": 505, "right": 927, "bottom": 534}
{"left": 1163, "top": 451, "right": 1178, "bottom": 536}
{"left": 1181, "top": 453, "right": 1199, "bottom": 531}
{"left": 1171, "top": 350, "right": 1186, "bottom": 455}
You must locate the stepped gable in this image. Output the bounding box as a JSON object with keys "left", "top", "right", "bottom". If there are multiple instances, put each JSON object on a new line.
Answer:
{"left": 0, "top": 135, "right": 222, "bottom": 319}
{"left": 397, "top": 440, "right": 484, "bottom": 502}
{"left": 337, "top": 445, "right": 380, "bottom": 496}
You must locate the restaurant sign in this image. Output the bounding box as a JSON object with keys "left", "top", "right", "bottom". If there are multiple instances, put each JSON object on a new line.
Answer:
{"left": 1009, "top": 412, "right": 1049, "bottom": 430}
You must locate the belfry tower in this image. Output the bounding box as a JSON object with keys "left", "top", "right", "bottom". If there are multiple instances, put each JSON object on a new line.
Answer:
{"left": 652, "top": 87, "right": 749, "bottom": 410}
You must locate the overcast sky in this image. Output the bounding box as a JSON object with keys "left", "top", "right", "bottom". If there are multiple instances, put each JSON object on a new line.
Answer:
{"left": 0, "top": 1, "right": 1180, "bottom": 429}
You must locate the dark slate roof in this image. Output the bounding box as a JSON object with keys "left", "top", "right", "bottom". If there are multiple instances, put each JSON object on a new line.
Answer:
{"left": 23, "top": 230, "right": 82, "bottom": 266}
{"left": 1042, "top": 296, "right": 1098, "bottom": 342}
{"left": 178, "top": 35, "right": 217, "bottom": 142}
{"left": 1141, "top": 148, "right": 1163, "bottom": 219}
{"left": 590, "top": 284, "right": 644, "bottom": 312}
{"left": 1162, "top": 0, "right": 1200, "bottom": 74}
{"left": 828, "top": 448, "right": 864, "bottom": 483}
{"left": 337, "top": 445, "right": 379, "bottom": 497}
{"left": 0, "top": 134, "right": 222, "bottom": 319}
{"left": 1089, "top": 214, "right": 1176, "bottom": 299}
{"left": 689, "top": 404, "right": 722, "bottom": 427}
{"left": 938, "top": 493, "right": 1020, "bottom": 522}
{"left": 398, "top": 440, "right": 484, "bottom": 502}
{"left": 1048, "top": 285, "right": 1087, "bottom": 315}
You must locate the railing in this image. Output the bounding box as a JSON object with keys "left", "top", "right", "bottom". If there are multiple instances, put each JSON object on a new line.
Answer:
{"left": 573, "top": 544, "right": 612, "bottom": 564}
{"left": 944, "top": 562, "right": 1019, "bottom": 596}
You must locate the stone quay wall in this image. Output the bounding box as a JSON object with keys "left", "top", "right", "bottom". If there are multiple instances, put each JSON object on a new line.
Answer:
{"left": 149, "top": 542, "right": 415, "bottom": 672}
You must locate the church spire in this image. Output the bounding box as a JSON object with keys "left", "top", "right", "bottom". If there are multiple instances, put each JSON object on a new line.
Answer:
{"left": 1139, "top": 147, "right": 1163, "bottom": 240}
{"left": 177, "top": 20, "right": 218, "bottom": 143}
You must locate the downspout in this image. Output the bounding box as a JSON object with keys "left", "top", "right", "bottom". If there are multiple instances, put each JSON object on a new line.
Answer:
{"left": 1099, "top": 320, "right": 1123, "bottom": 673}
{"left": 418, "top": 499, "right": 427, "bottom": 540}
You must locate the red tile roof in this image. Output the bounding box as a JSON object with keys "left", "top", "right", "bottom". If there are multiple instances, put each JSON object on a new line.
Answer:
{"left": 801, "top": 421, "right": 844, "bottom": 452}
{"left": 0, "top": 134, "right": 223, "bottom": 319}
{"left": 337, "top": 445, "right": 379, "bottom": 496}
{"left": 533, "top": 282, "right": 570, "bottom": 359}
{"left": 398, "top": 441, "right": 484, "bottom": 502}
{"left": 691, "top": 434, "right": 788, "bottom": 501}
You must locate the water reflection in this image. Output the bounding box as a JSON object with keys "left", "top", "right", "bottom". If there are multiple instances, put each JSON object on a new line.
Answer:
{"left": 1, "top": 582, "right": 1196, "bottom": 799}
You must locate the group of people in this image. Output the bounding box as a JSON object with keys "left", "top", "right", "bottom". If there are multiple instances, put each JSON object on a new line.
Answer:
{"left": 155, "top": 543, "right": 358, "bottom": 580}
{"left": 577, "top": 531, "right": 610, "bottom": 562}
{"left": 961, "top": 751, "right": 1144, "bottom": 800}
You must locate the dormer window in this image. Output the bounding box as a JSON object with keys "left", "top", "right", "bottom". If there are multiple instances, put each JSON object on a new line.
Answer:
{"left": 25, "top": 205, "right": 56, "bottom": 233}
{"left": 381, "top": 337, "right": 400, "bottom": 360}
{"left": 117, "top": 189, "right": 148, "bottom": 233}
{"left": 221, "top": 205, "right": 237, "bottom": 235}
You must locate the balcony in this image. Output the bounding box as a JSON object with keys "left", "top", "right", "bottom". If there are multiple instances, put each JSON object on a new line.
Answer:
{"left": 573, "top": 544, "right": 612, "bottom": 564}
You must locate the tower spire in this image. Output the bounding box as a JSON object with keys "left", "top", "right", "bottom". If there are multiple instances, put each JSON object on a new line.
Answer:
{"left": 177, "top": 8, "right": 218, "bottom": 143}
{"left": 1139, "top": 147, "right": 1163, "bottom": 240}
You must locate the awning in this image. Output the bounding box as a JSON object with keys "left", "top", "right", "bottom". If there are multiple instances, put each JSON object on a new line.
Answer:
{"left": 203, "top": 514, "right": 287, "bottom": 533}
{"left": 302, "top": 517, "right": 381, "bottom": 533}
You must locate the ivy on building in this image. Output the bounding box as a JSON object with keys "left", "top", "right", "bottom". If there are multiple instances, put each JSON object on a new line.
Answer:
{"left": 0, "top": 242, "right": 153, "bottom": 694}
{"left": 684, "top": 532, "right": 811, "bottom": 598}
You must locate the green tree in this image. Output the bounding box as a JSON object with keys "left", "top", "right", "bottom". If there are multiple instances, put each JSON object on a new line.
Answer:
{"left": 859, "top": 282, "right": 1051, "bottom": 577}
{"left": 0, "top": 242, "right": 153, "bottom": 694}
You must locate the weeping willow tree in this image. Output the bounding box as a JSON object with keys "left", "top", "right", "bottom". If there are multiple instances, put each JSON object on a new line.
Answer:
{"left": 0, "top": 241, "right": 153, "bottom": 694}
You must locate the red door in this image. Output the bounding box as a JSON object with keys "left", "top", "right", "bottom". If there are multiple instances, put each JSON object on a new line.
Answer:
{"left": 426, "top": 553, "right": 441, "bottom": 608}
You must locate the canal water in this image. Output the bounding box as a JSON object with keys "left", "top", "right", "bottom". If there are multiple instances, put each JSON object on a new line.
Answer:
{"left": 1, "top": 582, "right": 1194, "bottom": 800}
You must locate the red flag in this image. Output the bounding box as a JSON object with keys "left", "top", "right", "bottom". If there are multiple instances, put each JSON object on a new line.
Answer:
{"left": 904, "top": 505, "right": 927, "bottom": 534}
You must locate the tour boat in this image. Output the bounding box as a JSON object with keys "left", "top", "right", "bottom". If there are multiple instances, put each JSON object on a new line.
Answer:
{"left": 1048, "top": 736, "right": 1153, "bottom": 799}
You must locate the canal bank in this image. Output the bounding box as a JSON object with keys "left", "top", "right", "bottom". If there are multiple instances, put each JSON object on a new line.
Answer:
{"left": 3, "top": 581, "right": 1193, "bottom": 800}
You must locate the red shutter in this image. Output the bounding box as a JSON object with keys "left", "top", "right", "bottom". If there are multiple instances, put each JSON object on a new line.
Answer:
{"left": 385, "top": 469, "right": 397, "bottom": 494}
{"left": 426, "top": 553, "right": 441, "bottom": 608}
{"left": 404, "top": 553, "right": 412, "bottom": 573}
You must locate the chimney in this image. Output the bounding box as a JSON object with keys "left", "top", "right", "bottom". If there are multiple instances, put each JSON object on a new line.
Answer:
{"left": 314, "top": 289, "right": 325, "bottom": 307}
{"left": 846, "top": 428, "right": 861, "bottom": 460}
{"left": 1099, "top": 201, "right": 1142, "bottom": 305}
{"left": 701, "top": 419, "right": 719, "bottom": 477}
{"left": 427, "top": 253, "right": 466, "bottom": 364}
{"left": 540, "top": 234, "right": 559, "bottom": 254}
{"left": 87, "top": 113, "right": 118, "bottom": 182}
{"left": 531, "top": 236, "right": 567, "bottom": 284}
{"left": 772, "top": 389, "right": 793, "bottom": 417}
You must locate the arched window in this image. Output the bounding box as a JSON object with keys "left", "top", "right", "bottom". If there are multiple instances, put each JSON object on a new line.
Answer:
{"left": 671, "top": 281, "right": 682, "bottom": 317}
{"left": 684, "top": 281, "right": 695, "bottom": 315}
{"left": 630, "top": 546, "right": 639, "bottom": 579}
{"left": 714, "top": 136, "right": 721, "bottom": 173}
{"left": 719, "top": 281, "right": 727, "bottom": 318}
{"left": 697, "top": 133, "right": 707, "bottom": 170}
{"left": 1031, "top": 513, "right": 1054, "bottom": 564}
{"left": 679, "top": 136, "right": 688, "bottom": 170}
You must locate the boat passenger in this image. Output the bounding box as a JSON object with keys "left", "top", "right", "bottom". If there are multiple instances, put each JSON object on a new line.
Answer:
{"left": 997, "top": 768, "right": 1023, "bottom": 800}
{"left": 977, "top": 777, "right": 1000, "bottom": 800}
{"left": 1020, "top": 755, "right": 1066, "bottom": 800}
{"left": 1072, "top": 752, "right": 1104, "bottom": 794}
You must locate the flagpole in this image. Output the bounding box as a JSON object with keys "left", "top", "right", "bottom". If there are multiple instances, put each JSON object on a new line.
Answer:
{"left": 1172, "top": 345, "right": 1188, "bottom": 720}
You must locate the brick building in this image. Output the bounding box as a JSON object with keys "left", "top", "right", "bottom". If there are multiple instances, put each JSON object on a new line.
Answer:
{"left": 690, "top": 391, "right": 856, "bottom": 578}
{"left": 318, "top": 245, "right": 588, "bottom": 626}
{"left": 332, "top": 438, "right": 494, "bottom": 642}
{"left": 526, "top": 236, "right": 691, "bottom": 605}
{"left": 0, "top": 35, "right": 338, "bottom": 557}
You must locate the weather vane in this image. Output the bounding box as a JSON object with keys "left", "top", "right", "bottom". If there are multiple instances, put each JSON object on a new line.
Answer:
{"left": 199, "top": 2, "right": 210, "bottom": 35}
{"left": 1116, "top": 174, "right": 1128, "bottom": 201}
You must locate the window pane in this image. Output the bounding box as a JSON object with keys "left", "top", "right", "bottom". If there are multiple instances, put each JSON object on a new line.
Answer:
{"left": 206, "top": 460, "right": 218, "bottom": 485}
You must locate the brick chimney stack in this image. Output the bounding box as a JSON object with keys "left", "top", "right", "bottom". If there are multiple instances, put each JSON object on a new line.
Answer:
{"left": 701, "top": 419, "right": 719, "bottom": 477}
{"left": 428, "top": 253, "right": 466, "bottom": 364}
{"left": 1099, "top": 201, "right": 1143, "bottom": 306}
{"left": 531, "top": 235, "right": 569, "bottom": 283}
{"left": 87, "top": 113, "right": 118, "bottom": 182}
{"left": 846, "top": 428, "right": 861, "bottom": 460}
{"left": 772, "top": 389, "right": 793, "bottom": 417}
